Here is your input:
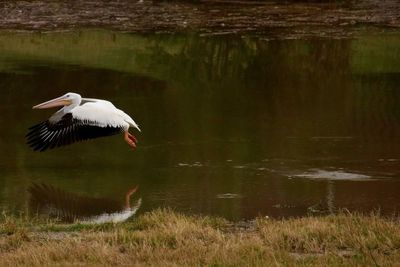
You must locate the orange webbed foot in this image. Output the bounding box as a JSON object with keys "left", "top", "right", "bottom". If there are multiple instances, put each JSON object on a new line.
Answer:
{"left": 124, "top": 131, "right": 137, "bottom": 149}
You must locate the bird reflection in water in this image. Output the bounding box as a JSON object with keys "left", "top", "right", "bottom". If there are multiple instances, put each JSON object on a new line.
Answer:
{"left": 28, "top": 183, "right": 142, "bottom": 223}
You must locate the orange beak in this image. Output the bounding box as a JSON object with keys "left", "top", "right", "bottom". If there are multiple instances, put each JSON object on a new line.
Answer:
{"left": 32, "top": 96, "right": 72, "bottom": 109}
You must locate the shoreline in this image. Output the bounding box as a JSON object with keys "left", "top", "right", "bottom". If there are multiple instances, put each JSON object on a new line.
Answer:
{"left": 0, "top": 209, "right": 399, "bottom": 266}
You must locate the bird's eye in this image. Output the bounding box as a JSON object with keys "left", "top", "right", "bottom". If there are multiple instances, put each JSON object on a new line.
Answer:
{"left": 66, "top": 94, "right": 70, "bottom": 97}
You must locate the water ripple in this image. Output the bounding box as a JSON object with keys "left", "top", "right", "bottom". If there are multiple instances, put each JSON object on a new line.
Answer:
{"left": 293, "top": 169, "right": 372, "bottom": 181}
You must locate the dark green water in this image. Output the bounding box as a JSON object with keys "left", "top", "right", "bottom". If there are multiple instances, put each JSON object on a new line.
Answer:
{"left": 1, "top": 30, "right": 400, "bottom": 220}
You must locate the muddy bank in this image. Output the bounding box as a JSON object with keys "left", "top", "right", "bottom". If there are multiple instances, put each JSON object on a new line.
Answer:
{"left": 0, "top": 0, "right": 399, "bottom": 38}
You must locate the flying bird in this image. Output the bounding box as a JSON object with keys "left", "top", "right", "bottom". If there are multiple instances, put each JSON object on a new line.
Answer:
{"left": 26, "top": 92, "right": 140, "bottom": 151}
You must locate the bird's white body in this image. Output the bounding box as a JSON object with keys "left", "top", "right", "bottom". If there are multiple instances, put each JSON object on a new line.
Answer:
{"left": 64, "top": 99, "right": 140, "bottom": 131}
{"left": 27, "top": 92, "right": 140, "bottom": 151}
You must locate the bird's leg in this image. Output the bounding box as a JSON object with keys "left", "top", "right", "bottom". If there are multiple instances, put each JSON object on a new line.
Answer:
{"left": 128, "top": 132, "right": 138, "bottom": 144}
{"left": 124, "top": 131, "right": 137, "bottom": 149}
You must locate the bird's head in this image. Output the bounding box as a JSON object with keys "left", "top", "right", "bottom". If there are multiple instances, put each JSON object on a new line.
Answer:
{"left": 33, "top": 92, "right": 82, "bottom": 109}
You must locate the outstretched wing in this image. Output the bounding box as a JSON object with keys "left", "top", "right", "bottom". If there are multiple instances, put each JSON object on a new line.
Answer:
{"left": 26, "top": 113, "right": 124, "bottom": 152}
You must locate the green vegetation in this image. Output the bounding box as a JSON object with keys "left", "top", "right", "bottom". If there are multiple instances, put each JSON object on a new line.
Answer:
{"left": 1, "top": 209, "right": 399, "bottom": 266}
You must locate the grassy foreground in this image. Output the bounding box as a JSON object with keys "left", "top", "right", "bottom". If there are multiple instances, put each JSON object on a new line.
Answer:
{"left": 0, "top": 209, "right": 400, "bottom": 266}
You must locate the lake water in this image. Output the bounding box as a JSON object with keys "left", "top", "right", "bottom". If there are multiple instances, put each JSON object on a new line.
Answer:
{"left": 1, "top": 30, "right": 400, "bottom": 220}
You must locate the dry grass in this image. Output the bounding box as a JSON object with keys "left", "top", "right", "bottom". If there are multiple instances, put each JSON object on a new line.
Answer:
{"left": 0, "top": 209, "right": 400, "bottom": 266}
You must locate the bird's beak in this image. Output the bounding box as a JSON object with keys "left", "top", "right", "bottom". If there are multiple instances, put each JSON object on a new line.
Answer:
{"left": 32, "top": 96, "right": 72, "bottom": 109}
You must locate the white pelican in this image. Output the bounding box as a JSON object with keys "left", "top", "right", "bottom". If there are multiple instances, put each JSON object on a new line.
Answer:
{"left": 27, "top": 92, "right": 140, "bottom": 152}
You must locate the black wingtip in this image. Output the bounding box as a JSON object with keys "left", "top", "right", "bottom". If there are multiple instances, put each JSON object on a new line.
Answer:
{"left": 26, "top": 116, "right": 125, "bottom": 152}
{"left": 26, "top": 121, "right": 51, "bottom": 152}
